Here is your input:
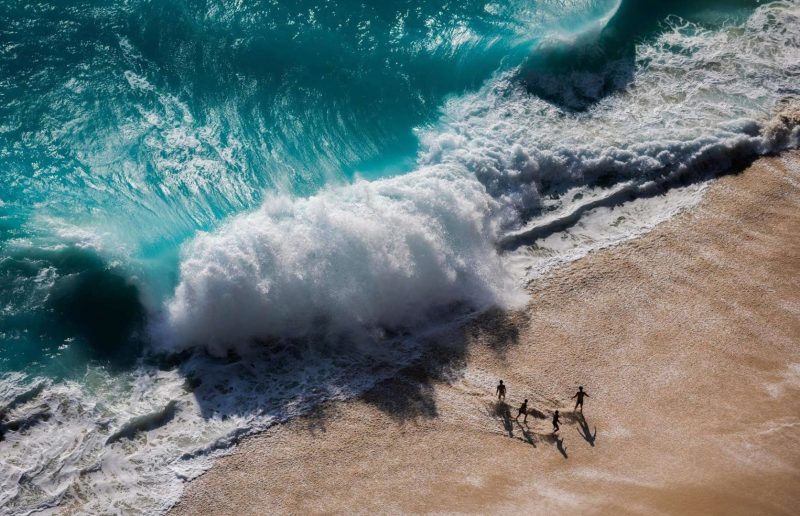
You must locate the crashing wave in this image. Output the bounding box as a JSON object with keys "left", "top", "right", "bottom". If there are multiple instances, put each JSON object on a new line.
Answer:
{"left": 161, "top": 1, "right": 800, "bottom": 355}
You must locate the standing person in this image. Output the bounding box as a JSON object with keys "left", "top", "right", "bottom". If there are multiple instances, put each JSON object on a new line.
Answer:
{"left": 496, "top": 380, "right": 506, "bottom": 401}
{"left": 516, "top": 399, "right": 529, "bottom": 423}
{"left": 552, "top": 410, "right": 561, "bottom": 433}
{"left": 572, "top": 386, "right": 589, "bottom": 411}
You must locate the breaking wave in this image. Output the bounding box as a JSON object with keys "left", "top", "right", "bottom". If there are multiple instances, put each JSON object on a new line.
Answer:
{"left": 161, "top": 1, "right": 800, "bottom": 355}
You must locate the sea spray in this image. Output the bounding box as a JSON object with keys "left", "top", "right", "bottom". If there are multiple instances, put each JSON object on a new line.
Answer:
{"left": 156, "top": 165, "right": 523, "bottom": 355}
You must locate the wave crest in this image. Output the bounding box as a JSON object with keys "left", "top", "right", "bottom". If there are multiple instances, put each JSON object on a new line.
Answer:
{"left": 157, "top": 165, "right": 522, "bottom": 355}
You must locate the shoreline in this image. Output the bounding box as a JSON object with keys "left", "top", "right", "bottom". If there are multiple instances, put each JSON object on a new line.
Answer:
{"left": 172, "top": 151, "right": 800, "bottom": 515}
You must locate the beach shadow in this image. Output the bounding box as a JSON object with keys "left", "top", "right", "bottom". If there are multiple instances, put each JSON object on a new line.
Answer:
{"left": 346, "top": 305, "right": 528, "bottom": 428}
{"left": 555, "top": 436, "right": 568, "bottom": 459}
{"left": 488, "top": 402, "right": 541, "bottom": 446}
{"left": 362, "top": 364, "right": 438, "bottom": 423}
{"left": 576, "top": 413, "right": 597, "bottom": 447}
{"left": 295, "top": 403, "right": 339, "bottom": 436}
{"left": 491, "top": 401, "right": 514, "bottom": 438}
{"left": 517, "top": 422, "right": 537, "bottom": 448}
{"left": 167, "top": 294, "right": 531, "bottom": 436}
{"left": 542, "top": 433, "right": 568, "bottom": 459}
{"left": 541, "top": 432, "right": 568, "bottom": 458}
{"left": 355, "top": 307, "right": 525, "bottom": 423}
{"left": 466, "top": 308, "right": 520, "bottom": 358}
{"left": 559, "top": 411, "right": 583, "bottom": 425}
{"left": 528, "top": 408, "right": 547, "bottom": 420}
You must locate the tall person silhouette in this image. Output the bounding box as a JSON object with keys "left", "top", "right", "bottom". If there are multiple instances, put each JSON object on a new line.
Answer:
{"left": 572, "top": 386, "right": 589, "bottom": 411}
{"left": 496, "top": 380, "right": 506, "bottom": 401}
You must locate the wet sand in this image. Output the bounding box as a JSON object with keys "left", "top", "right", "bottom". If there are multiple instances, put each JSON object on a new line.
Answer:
{"left": 172, "top": 152, "right": 800, "bottom": 515}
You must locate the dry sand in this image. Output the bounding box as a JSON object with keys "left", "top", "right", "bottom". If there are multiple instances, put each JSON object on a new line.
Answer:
{"left": 172, "top": 152, "right": 800, "bottom": 515}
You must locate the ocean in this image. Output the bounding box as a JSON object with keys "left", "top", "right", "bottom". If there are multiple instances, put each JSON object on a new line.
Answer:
{"left": 1, "top": 0, "right": 798, "bottom": 512}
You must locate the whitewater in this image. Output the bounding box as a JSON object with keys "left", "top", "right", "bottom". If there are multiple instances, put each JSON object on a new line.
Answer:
{"left": 1, "top": 0, "right": 799, "bottom": 513}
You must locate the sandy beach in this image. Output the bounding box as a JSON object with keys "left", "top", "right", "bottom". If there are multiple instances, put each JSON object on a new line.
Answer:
{"left": 172, "top": 152, "right": 800, "bottom": 515}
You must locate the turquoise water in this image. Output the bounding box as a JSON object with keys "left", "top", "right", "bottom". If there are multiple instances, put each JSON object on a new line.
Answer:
{"left": 1, "top": 1, "right": 799, "bottom": 511}
{"left": 2, "top": 0, "right": 781, "bottom": 374}
{"left": 1, "top": 0, "right": 622, "bottom": 373}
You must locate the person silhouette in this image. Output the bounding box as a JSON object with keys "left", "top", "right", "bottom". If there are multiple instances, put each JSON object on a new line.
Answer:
{"left": 516, "top": 399, "right": 529, "bottom": 423}
{"left": 571, "top": 386, "right": 589, "bottom": 411}
{"left": 552, "top": 410, "right": 561, "bottom": 433}
{"left": 496, "top": 380, "right": 506, "bottom": 401}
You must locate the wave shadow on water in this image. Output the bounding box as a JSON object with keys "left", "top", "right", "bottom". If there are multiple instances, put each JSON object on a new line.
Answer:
{"left": 518, "top": 0, "right": 760, "bottom": 112}
{"left": 167, "top": 306, "right": 522, "bottom": 433}
{"left": 0, "top": 246, "right": 145, "bottom": 374}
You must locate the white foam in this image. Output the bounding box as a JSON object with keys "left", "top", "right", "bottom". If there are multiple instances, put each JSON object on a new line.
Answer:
{"left": 505, "top": 182, "right": 709, "bottom": 281}
{"left": 0, "top": 336, "right": 422, "bottom": 514}
{"left": 156, "top": 164, "right": 525, "bottom": 356}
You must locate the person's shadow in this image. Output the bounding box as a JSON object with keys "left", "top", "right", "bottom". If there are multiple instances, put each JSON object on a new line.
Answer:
{"left": 542, "top": 433, "right": 568, "bottom": 458}
{"left": 555, "top": 436, "right": 568, "bottom": 459}
{"left": 576, "top": 413, "right": 597, "bottom": 447}
{"left": 516, "top": 420, "right": 537, "bottom": 448}
{"left": 493, "top": 401, "right": 514, "bottom": 438}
